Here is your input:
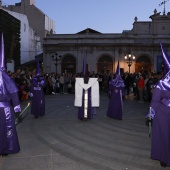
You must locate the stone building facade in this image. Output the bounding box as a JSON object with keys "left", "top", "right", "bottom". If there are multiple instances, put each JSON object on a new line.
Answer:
{"left": 43, "top": 11, "right": 170, "bottom": 75}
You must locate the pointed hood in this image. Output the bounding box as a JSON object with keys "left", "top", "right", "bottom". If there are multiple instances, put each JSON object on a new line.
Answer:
{"left": 155, "top": 43, "right": 170, "bottom": 91}
{"left": 0, "top": 32, "right": 5, "bottom": 70}
{"left": 82, "top": 55, "right": 86, "bottom": 78}
{"left": 155, "top": 71, "right": 170, "bottom": 91}
{"left": 0, "top": 32, "right": 19, "bottom": 94}
{"left": 160, "top": 42, "right": 170, "bottom": 74}
{"left": 110, "top": 60, "right": 125, "bottom": 88}
{"left": 115, "top": 61, "right": 120, "bottom": 75}
{"left": 32, "top": 58, "right": 45, "bottom": 85}
{"left": 36, "top": 58, "right": 40, "bottom": 76}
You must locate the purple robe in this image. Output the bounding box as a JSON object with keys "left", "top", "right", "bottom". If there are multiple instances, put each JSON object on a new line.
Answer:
{"left": 107, "top": 74, "right": 125, "bottom": 120}
{"left": 107, "top": 85, "right": 124, "bottom": 120}
{"left": 78, "top": 88, "right": 94, "bottom": 120}
{"left": 30, "top": 76, "right": 45, "bottom": 117}
{"left": 150, "top": 88, "right": 170, "bottom": 166}
{"left": 0, "top": 92, "right": 20, "bottom": 155}
{"left": 0, "top": 70, "right": 20, "bottom": 155}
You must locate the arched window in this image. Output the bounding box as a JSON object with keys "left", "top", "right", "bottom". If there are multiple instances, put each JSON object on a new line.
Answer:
{"left": 97, "top": 55, "right": 113, "bottom": 74}
{"left": 61, "top": 55, "right": 76, "bottom": 74}
{"left": 135, "top": 55, "right": 151, "bottom": 74}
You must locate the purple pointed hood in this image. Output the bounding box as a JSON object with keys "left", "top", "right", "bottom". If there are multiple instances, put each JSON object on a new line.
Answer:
{"left": 0, "top": 33, "right": 5, "bottom": 70}
{"left": 156, "top": 71, "right": 170, "bottom": 91}
{"left": 110, "top": 61, "right": 125, "bottom": 88}
{"left": 160, "top": 42, "right": 170, "bottom": 74}
{"left": 155, "top": 43, "right": 170, "bottom": 91}
{"left": 82, "top": 55, "right": 86, "bottom": 78}
{"left": 115, "top": 60, "right": 120, "bottom": 75}
{"left": 0, "top": 33, "right": 19, "bottom": 94}
{"left": 36, "top": 59, "right": 41, "bottom": 76}
{"left": 32, "top": 58, "right": 45, "bottom": 85}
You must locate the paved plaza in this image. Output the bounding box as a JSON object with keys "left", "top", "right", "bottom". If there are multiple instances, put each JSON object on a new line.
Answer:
{"left": 0, "top": 93, "right": 169, "bottom": 170}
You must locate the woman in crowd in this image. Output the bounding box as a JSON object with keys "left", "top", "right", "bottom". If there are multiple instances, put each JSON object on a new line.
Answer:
{"left": 137, "top": 74, "right": 145, "bottom": 103}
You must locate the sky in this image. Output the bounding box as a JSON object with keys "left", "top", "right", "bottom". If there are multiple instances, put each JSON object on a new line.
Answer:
{"left": 2, "top": 0, "right": 170, "bottom": 34}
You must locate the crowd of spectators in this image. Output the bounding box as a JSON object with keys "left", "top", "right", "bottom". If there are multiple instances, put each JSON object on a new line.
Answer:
{"left": 7, "top": 68, "right": 164, "bottom": 103}
{"left": 122, "top": 71, "right": 164, "bottom": 103}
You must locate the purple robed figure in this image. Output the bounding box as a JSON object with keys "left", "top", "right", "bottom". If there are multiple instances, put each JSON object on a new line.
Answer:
{"left": 78, "top": 55, "right": 93, "bottom": 120}
{"left": 107, "top": 61, "right": 125, "bottom": 120}
{"left": 75, "top": 55, "right": 99, "bottom": 120}
{"left": 146, "top": 43, "right": 170, "bottom": 167}
{"left": 0, "top": 33, "right": 21, "bottom": 156}
{"left": 30, "top": 59, "right": 46, "bottom": 118}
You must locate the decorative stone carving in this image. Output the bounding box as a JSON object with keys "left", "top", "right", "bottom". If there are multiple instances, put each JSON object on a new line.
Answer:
{"left": 154, "top": 9, "right": 157, "bottom": 14}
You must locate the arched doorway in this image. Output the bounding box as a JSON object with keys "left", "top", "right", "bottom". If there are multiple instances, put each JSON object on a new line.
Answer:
{"left": 61, "top": 54, "right": 76, "bottom": 74}
{"left": 97, "top": 55, "right": 113, "bottom": 74}
{"left": 135, "top": 55, "right": 151, "bottom": 74}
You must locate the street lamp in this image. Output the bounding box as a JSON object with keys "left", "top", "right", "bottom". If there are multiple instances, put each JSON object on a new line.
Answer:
{"left": 51, "top": 53, "right": 62, "bottom": 73}
{"left": 124, "top": 54, "right": 135, "bottom": 73}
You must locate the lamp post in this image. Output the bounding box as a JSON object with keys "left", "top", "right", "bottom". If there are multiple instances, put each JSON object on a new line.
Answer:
{"left": 51, "top": 53, "right": 62, "bottom": 73}
{"left": 124, "top": 54, "right": 135, "bottom": 73}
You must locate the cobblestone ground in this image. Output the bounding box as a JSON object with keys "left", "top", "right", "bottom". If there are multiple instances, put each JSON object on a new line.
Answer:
{"left": 0, "top": 93, "right": 169, "bottom": 170}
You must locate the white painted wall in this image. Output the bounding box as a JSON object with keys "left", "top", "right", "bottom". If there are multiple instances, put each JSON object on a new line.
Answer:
{"left": 5, "top": 9, "right": 29, "bottom": 64}
{"left": 28, "top": 28, "right": 42, "bottom": 61}
{"left": 4, "top": 9, "right": 42, "bottom": 64}
{"left": 45, "top": 15, "right": 55, "bottom": 33}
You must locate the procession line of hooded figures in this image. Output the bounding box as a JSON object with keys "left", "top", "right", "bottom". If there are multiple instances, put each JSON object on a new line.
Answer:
{"left": 0, "top": 32, "right": 169, "bottom": 168}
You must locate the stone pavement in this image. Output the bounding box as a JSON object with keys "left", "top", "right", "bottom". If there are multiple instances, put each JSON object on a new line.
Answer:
{"left": 0, "top": 93, "right": 169, "bottom": 170}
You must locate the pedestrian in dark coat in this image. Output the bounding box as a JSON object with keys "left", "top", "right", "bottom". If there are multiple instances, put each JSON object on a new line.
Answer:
{"left": 124, "top": 72, "right": 132, "bottom": 96}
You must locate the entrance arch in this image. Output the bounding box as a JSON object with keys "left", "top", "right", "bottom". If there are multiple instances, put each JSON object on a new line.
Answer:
{"left": 97, "top": 55, "right": 113, "bottom": 74}
{"left": 135, "top": 55, "right": 151, "bottom": 74}
{"left": 61, "top": 54, "right": 76, "bottom": 74}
